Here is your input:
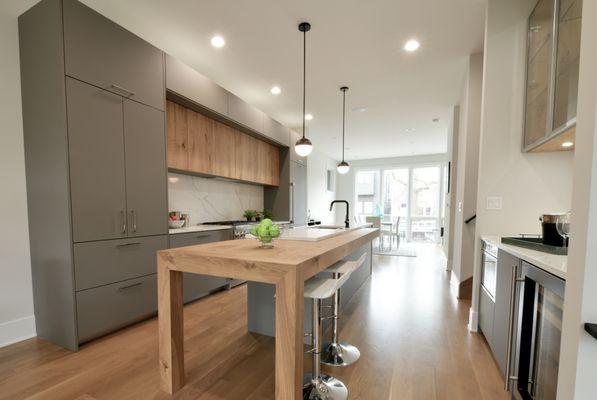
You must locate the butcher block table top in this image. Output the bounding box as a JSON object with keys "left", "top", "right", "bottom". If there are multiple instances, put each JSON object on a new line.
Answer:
{"left": 157, "top": 227, "right": 379, "bottom": 399}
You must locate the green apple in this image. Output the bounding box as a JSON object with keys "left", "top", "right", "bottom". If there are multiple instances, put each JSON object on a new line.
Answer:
{"left": 260, "top": 218, "right": 273, "bottom": 227}
{"left": 269, "top": 225, "right": 281, "bottom": 238}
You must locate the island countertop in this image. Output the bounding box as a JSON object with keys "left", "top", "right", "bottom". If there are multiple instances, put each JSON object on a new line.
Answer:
{"left": 157, "top": 227, "right": 379, "bottom": 399}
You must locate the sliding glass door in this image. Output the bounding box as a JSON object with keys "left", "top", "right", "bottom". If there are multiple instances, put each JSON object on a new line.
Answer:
{"left": 355, "top": 164, "right": 445, "bottom": 243}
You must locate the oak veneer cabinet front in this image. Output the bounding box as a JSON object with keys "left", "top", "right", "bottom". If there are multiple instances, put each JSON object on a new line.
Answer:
{"left": 166, "top": 100, "right": 280, "bottom": 186}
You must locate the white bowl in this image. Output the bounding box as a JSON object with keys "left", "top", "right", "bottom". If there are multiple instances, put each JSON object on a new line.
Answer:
{"left": 169, "top": 219, "right": 185, "bottom": 229}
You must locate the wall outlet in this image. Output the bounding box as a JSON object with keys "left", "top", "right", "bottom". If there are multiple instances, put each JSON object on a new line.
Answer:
{"left": 486, "top": 196, "right": 503, "bottom": 210}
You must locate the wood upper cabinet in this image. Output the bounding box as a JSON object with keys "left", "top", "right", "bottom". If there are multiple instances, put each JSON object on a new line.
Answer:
{"left": 62, "top": 0, "right": 164, "bottom": 110}
{"left": 188, "top": 111, "right": 215, "bottom": 174}
{"left": 166, "top": 101, "right": 188, "bottom": 170}
{"left": 166, "top": 100, "right": 280, "bottom": 186}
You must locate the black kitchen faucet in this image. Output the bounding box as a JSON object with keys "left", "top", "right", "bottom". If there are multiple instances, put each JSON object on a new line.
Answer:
{"left": 330, "top": 200, "right": 350, "bottom": 228}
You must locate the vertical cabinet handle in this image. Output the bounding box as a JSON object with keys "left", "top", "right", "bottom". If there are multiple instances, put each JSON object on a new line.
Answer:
{"left": 289, "top": 182, "right": 295, "bottom": 223}
{"left": 505, "top": 264, "right": 524, "bottom": 390}
{"left": 120, "top": 210, "right": 127, "bottom": 233}
{"left": 130, "top": 210, "right": 137, "bottom": 233}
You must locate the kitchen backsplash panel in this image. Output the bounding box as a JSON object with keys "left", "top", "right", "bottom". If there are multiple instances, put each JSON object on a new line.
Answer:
{"left": 168, "top": 173, "right": 264, "bottom": 224}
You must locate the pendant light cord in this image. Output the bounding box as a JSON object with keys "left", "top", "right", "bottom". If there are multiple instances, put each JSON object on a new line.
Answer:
{"left": 342, "top": 89, "right": 346, "bottom": 162}
{"left": 302, "top": 29, "right": 306, "bottom": 140}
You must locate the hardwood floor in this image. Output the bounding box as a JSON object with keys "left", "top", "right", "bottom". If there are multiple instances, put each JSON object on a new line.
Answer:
{"left": 0, "top": 244, "right": 508, "bottom": 400}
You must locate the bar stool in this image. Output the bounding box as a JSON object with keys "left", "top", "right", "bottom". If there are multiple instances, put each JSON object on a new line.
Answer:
{"left": 303, "top": 269, "right": 353, "bottom": 400}
{"left": 321, "top": 253, "right": 367, "bottom": 367}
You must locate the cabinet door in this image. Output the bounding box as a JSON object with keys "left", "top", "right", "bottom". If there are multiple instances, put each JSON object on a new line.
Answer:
{"left": 492, "top": 250, "right": 520, "bottom": 375}
{"left": 479, "top": 285, "right": 495, "bottom": 348}
{"left": 66, "top": 78, "right": 126, "bottom": 242}
{"left": 124, "top": 100, "right": 168, "bottom": 237}
{"left": 257, "top": 140, "right": 273, "bottom": 185}
{"left": 166, "top": 100, "right": 189, "bottom": 170}
{"left": 235, "top": 132, "right": 258, "bottom": 182}
{"left": 213, "top": 121, "right": 237, "bottom": 178}
{"left": 165, "top": 55, "right": 228, "bottom": 115}
{"left": 169, "top": 230, "right": 232, "bottom": 303}
{"left": 62, "top": 0, "right": 164, "bottom": 110}
{"left": 228, "top": 94, "right": 265, "bottom": 133}
{"left": 188, "top": 109, "right": 215, "bottom": 175}
{"left": 263, "top": 117, "right": 290, "bottom": 146}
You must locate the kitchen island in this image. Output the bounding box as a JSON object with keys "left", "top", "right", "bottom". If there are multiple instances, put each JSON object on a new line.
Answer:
{"left": 157, "top": 227, "right": 379, "bottom": 399}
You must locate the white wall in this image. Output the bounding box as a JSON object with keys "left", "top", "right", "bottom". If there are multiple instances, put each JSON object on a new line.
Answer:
{"left": 451, "top": 53, "right": 483, "bottom": 288}
{"left": 558, "top": 0, "right": 597, "bottom": 397}
{"left": 0, "top": 8, "right": 36, "bottom": 346}
{"left": 470, "top": 0, "right": 574, "bottom": 329}
{"left": 335, "top": 153, "right": 449, "bottom": 226}
{"left": 307, "top": 148, "right": 338, "bottom": 225}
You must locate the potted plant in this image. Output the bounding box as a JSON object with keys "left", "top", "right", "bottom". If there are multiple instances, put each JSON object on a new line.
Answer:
{"left": 243, "top": 209, "right": 257, "bottom": 221}
{"left": 261, "top": 209, "right": 273, "bottom": 220}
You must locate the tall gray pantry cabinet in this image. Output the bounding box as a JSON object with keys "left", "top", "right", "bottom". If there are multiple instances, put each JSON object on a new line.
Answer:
{"left": 19, "top": 0, "right": 168, "bottom": 350}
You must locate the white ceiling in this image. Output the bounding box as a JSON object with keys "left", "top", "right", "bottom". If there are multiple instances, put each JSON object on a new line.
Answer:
{"left": 27, "top": 0, "right": 485, "bottom": 160}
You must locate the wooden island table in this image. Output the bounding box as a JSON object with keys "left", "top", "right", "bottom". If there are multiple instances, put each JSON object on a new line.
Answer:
{"left": 157, "top": 227, "right": 378, "bottom": 399}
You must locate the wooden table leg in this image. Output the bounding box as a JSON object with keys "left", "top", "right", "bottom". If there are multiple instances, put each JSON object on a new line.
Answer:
{"left": 275, "top": 270, "right": 304, "bottom": 400}
{"left": 158, "top": 257, "right": 184, "bottom": 394}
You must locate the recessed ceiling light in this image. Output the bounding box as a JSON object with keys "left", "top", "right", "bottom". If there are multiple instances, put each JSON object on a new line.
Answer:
{"left": 352, "top": 107, "right": 367, "bottom": 113}
{"left": 305, "top": 113, "right": 313, "bottom": 121}
{"left": 211, "top": 35, "right": 225, "bottom": 48}
{"left": 404, "top": 39, "right": 420, "bottom": 52}
{"left": 562, "top": 141, "right": 574, "bottom": 148}
{"left": 270, "top": 86, "right": 281, "bottom": 95}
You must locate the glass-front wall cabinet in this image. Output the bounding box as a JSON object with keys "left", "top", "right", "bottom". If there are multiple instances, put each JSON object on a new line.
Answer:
{"left": 523, "top": 0, "right": 582, "bottom": 152}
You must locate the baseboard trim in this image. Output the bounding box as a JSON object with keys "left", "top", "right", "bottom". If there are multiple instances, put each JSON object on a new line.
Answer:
{"left": 468, "top": 308, "right": 478, "bottom": 332}
{"left": 0, "top": 315, "right": 36, "bottom": 348}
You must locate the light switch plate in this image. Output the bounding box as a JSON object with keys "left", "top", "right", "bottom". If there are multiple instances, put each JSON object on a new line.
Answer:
{"left": 486, "top": 196, "right": 503, "bottom": 210}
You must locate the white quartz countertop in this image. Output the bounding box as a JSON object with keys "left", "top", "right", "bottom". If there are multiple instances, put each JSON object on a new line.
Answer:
{"left": 481, "top": 235, "right": 567, "bottom": 280}
{"left": 169, "top": 225, "right": 233, "bottom": 235}
{"left": 278, "top": 223, "right": 374, "bottom": 242}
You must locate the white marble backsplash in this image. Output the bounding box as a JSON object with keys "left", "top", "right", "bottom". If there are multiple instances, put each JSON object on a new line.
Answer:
{"left": 168, "top": 173, "right": 264, "bottom": 224}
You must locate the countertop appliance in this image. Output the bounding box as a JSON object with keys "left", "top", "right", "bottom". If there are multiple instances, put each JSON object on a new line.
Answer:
{"left": 507, "top": 261, "right": 565, "bottom": 399}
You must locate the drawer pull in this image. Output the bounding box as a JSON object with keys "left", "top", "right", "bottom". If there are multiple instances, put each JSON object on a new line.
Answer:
{"left": 118, "top": 282, "right": 142, "bottom": 292}
{"left": 110, "top": 83, "right": 135, "bottom": 97}
{"left": 117, "top": 242, "right": 141, "bottom": 248}
{"left": 196, "top": 234, "right": 211, "bottom": 238}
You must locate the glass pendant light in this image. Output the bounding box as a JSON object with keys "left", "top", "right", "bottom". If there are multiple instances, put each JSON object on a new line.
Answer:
{"left": 294, "top": 22, "right": 313, "bottom": 157}
{"left": 337, "top": 86, "right": 350, "bottom": 174}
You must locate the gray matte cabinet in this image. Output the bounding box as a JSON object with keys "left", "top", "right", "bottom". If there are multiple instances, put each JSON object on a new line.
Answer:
{"left": 228, "top": 94, "right": 265, "bottom": 133}
{"left": 290, "top": 161, "right": 308, "bottom": 226}
{"left": 124, "top": 100, "right": 168, "bottom": 237}
{"left": 62, "top": 0, "right": 164, "bottom": 110}
{"left": 73, "top": 235, "right": 168, "bottom": 291}
{"left": 76, "top": 274, "right": 157, "bottom": 343}
{"left": 479, "top": 285, "right": 495, "bottom": 346}
{"left": 169, "top": 230, "right": 232, "bottom": 303}
{"left": 263, "top": 116, "right": 290, "bottom": 146}
{"left": 492, "top": 250, "right": 520, "bottom": 375}
{"left": 165, "top": 54, "right": 228, "bottom": 115}
{"left": 67, "top": 77, "right": 127, "bottom": 243}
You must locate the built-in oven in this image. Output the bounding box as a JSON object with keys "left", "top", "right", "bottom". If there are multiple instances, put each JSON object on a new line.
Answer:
{"left": 507, "top": 261, "right": 565, "bottom": 400}
{"left": 481, "top": 240, "right": 498, "bottom": 299}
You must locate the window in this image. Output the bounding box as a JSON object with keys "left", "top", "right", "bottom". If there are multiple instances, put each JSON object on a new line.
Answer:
{"left": 326, "top": 169, "right": 335, "bottom": 192}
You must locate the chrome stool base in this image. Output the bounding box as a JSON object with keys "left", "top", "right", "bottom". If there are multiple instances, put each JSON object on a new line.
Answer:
{"left": 321, "top": 341, "right": 361, "bottom": 366}
{"left": 303, "top": 374, "right": 348, "bottom": 400}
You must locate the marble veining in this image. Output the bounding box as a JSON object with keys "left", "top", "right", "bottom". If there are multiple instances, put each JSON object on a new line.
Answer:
{"left": 168, "top": 173, "right": 264, "bottom": 225}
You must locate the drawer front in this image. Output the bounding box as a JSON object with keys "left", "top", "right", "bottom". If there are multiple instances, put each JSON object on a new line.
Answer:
{"left": 63, "top": 0, "right": 165, "bottom": 110}
{"left": 76, "top": 274, "right": 157, "bottom": 343}
{"left": 169, "top": 229, "right": 232, "bottom": 248}
{"left": 479, "top": 285, "right": 495, "bottom": 347}
{"left": 169, "top": 229, "right": 232, "bottom": 302}
{"left": 74, "top": 235, "right": 168, "bottom": 291}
